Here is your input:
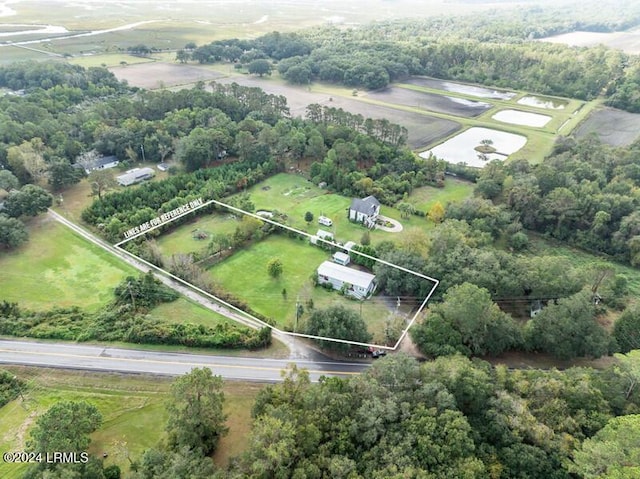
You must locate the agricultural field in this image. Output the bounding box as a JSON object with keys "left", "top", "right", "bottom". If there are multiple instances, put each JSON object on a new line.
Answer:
{"left": 574, "top": 106, "right": 640, "bottom": 146}
{"left": 110, "top": 61, "right": 225, "bottom": 90}
{"left": 367, "top": 86, "right": 492, "bottom": 117}
{"left": 541, "top": 28, "right": 640, "bottom": 54}
{"left": 0, "top": 366, "right": 264, "bottom": 478}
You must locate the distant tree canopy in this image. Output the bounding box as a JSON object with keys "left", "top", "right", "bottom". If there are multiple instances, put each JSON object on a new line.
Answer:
{"left": 185, "top": 6, "right": 640, "bottom": 109}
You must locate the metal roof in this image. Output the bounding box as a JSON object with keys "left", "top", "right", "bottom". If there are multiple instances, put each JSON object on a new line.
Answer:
{"left": 117, "top": 167, "right": 155, "bottom": 186}
{"left": 317, "top": 261, "right": 375, "bottom": 289}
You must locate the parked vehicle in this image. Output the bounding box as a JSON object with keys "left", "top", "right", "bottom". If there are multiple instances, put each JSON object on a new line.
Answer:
{"left": 318, "top": 215, "right": 333, "bottom": 226}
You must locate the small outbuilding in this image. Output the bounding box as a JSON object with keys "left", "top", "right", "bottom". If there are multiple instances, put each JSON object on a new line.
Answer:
{"left": 116, "top": 167, "right": 155, "bottom": 186}
{"left": 332, "top": 251, "right": 351, "bottom": 266}
{"left": 317, "top": 261, "right": 376, "bottom": 300}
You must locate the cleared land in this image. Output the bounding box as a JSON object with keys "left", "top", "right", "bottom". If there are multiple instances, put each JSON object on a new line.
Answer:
{"left": 234, "top": 173, "right": 407, "bottom": 245}
{"left": 541, "top": 29, "right": 640, "bottom": 55}
{"left": 111, "top": 62, "right": 225, "bottom": 89}
{"left": 155, "top": 213, "right": 240, "bottom": 256}
{"left": 574, "top": 107, "right": 640, "bottom": 146}
{"left": 0, "top": 366, "right": 264, "bottom": 478}
{"left": 404, "top": 178, "right": 475, "bottom": 213}
{"left": 208, "top": 234, "right": 411, "bottom": 337}
{"left": 0, "top": 216, "right": 136, "bottom": 311}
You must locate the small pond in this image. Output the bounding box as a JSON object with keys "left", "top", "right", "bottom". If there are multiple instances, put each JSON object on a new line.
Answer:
{"left": 420, "top": 127, "right": 527, "bottom": 168}
{"left": 517, "top": 95, "right": 567, "bottom": 110}
{"left": 492, "top": 109, "right": 552, "bottom": 127}
{"left": 441, "top": 81, "right": 515, "bottom": 100}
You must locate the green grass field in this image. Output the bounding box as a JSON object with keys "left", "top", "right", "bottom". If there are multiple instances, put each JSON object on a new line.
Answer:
{"left": 208, "top": 234, "right": 409, "bottom": 338}
{"left": 68, "top": 53, "right": 156, "bottom": 68}
{"left": 0, "top": 366, "right": 264, "bottom": 478}
{"left": 404, "top": 178, "right": 474, "bottom": 212}
{"left": 0, "top": 217, "right": 136, "bottom": 311}
{"left": 155, "top": 213, "right": 240, "bottom": 256}
{"left": 235, "top": 173, "right": 406, "bottom": 245}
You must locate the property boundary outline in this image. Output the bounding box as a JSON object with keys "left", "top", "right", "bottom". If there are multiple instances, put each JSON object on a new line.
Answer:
{"left": 114, "top": 198, "right": 439, "bottom": 351}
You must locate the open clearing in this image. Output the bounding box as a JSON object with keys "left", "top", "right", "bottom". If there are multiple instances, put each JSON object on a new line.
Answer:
{"left": 155, "top": 212, "right": 240, "bottom": 256}
{"left": 368, "top": 86, "right": 492, "bottom": 117}
{"left": 403, "top": 178, "right": 475, "bottom": 213}
{"left": 541, "top": 29, "right": 640, "bottom": 55}
{"left": 0, "top": 366, "right": 263, "bottom": 478}
{"left": 111, "top": 61, "right": 225, "bottom": 89}
{"left": 208, "top": 234, "right": 411, "bottom": 338}
{"left": 574, "top": 107, "right": 640, "bottom": 146}
{"left": 0, "top": 216, "right": 136, "bottom": 311}
{"left": 234, "top": 173, "right": 408, "bottom": 245}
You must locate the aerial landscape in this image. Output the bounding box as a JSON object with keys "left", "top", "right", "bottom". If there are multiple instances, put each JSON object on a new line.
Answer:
{"left": 1, "top": 0, "right": 640, "bottom": 477}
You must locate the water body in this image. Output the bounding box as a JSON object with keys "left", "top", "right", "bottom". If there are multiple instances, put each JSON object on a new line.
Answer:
{"left": 0, "top": 24, "right": 68, "bottom": 37}
{"left": 0, "top": 1, "right": 17, "bottom": 17}
{"left": 420, "top": 127, "right": 527, "bottom": 168}
{"left": 517, "top": 95, "right": 567, "bottom": 110}
{"left": 0, "top": 19, "right": 160, "bottom": 47}
{"left": 492, "top": 109, "right": 552, "bottom": 127}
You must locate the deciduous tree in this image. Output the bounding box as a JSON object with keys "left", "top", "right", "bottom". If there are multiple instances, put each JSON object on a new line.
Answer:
{"left": 166, "top": 368, "right": 228, "bottom": 455}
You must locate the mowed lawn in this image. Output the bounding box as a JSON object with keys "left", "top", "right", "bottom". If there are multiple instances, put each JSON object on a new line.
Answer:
{"left": 210, "top": 234, "right": 329, "bottom": 325}
{"left": 209, "top": 234, "right": 407, "bottom": 339}
{"left": 155, "top": 213, "right": 240, "bottom": 256}
{"left": 234, "top": 173, "right": 405, "bottom": 245}
{"left": 0, "top": 367, "right": 264, "bottom": 479}
{"left": 0, "top": 217, "right": 136, "bottom": 311}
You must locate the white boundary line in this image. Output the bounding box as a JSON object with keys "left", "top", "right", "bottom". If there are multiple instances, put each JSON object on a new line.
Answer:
{"left": 115, "top": 199, "right": 439, "bottom": 350}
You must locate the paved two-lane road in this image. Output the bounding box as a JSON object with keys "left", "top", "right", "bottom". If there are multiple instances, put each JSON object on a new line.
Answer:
{"left": 0, "top": 340, "right": 369, "bottom": 382}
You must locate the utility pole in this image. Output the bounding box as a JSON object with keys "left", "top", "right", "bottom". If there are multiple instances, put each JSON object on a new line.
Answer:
{"left": 140, "top": 144, "right": 146, "bottom": 163}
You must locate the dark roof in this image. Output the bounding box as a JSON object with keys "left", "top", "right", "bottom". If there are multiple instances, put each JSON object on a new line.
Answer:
{"left": 86, "top": 155, "right": 119, "bottom": 170}
{"left": 350, "top": 195, "right": 380, "bottom": 216}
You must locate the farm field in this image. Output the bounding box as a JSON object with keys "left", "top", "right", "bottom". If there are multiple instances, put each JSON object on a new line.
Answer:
{"left": 110, "top": 61, "right": 225, "bottom": 89}
{"left": 540, "top": 28, "right": 640, "bottom": 55}
{"left": 574, "top": 106, "right": 640, "bottom": 146}
{"left": 0, "top": 366, "right": 264, "bottom": 478}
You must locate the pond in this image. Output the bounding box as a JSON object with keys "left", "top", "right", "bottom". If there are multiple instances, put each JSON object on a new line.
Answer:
{"left": 405, "top": 77, "right": 515, "bottom": 100}
{"left": 492, "top": 109, "right": 552, "bottom": 127}
{"left": 420, "top": 127, "right": 527, "bottom": 168}
{"left": 517, "top": 95, "right": 567, "bottom": 110}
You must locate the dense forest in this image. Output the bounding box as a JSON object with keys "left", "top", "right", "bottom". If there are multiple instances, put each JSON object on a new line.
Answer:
{"left": 16, "top": 355, "right": 640, "bottom": 478}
